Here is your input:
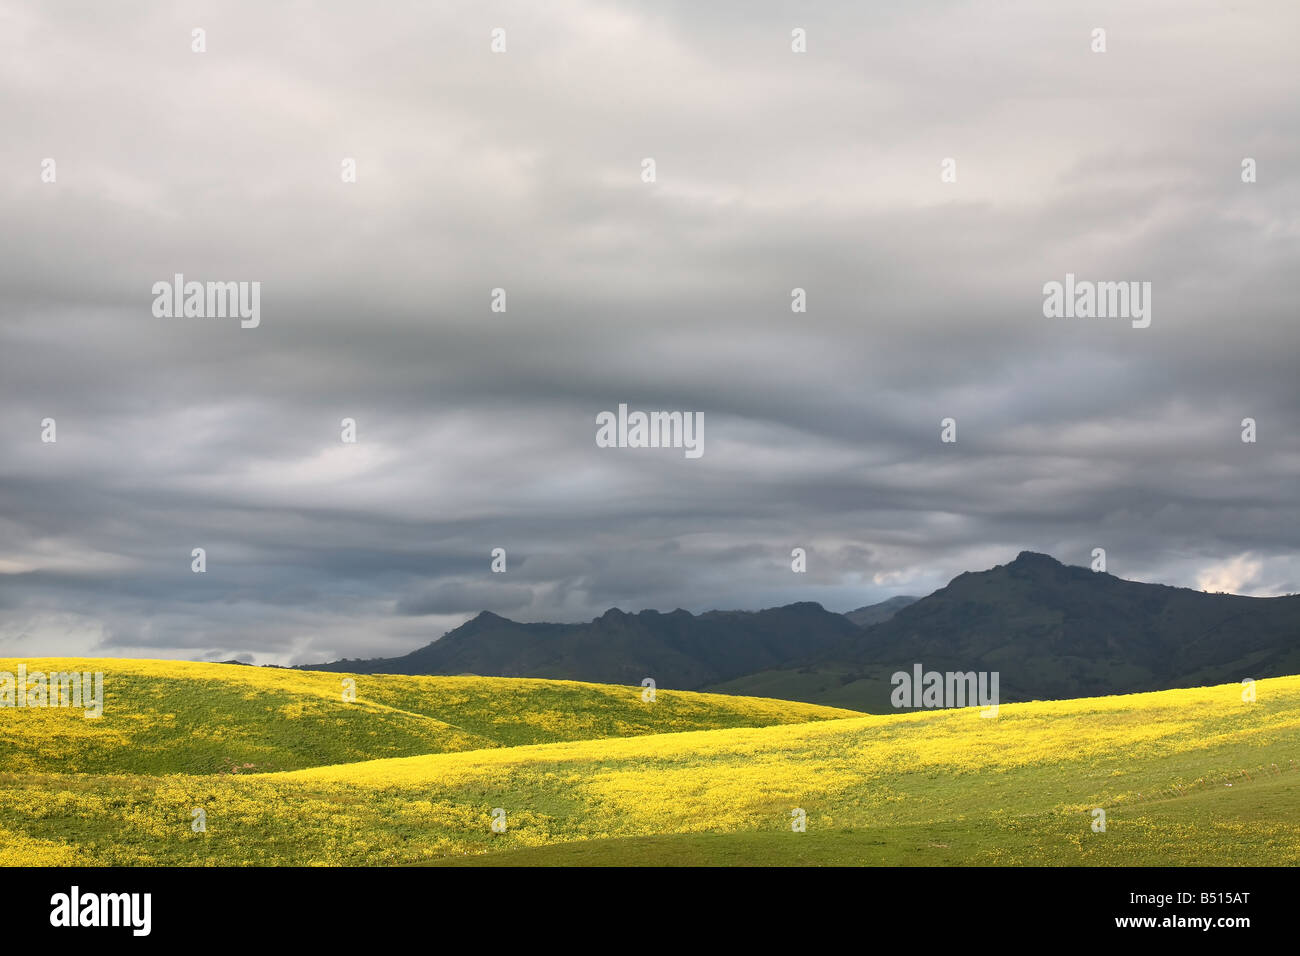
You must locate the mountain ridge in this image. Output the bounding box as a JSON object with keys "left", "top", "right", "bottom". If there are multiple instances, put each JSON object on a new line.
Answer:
{"left": 299, "top": 551, "right": 1300, "bottom": 711}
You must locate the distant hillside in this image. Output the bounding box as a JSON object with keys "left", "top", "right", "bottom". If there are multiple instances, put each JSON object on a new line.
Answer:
{"left": 302, "top": 603, "right": 862, "bottom": 689}
{"left": 844, "top": 595, "right": 918, "bottom": 627}
{"left": 722, "top": 551, "right": 1300, "bottom": 711}
{"left": 302, "top": 552, "right": 1300, "bottom": 712}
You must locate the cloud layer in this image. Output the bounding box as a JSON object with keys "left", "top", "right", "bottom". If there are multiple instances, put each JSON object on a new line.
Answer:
{"left": 2, "top": 1, "right": 1297, "bottom": 663}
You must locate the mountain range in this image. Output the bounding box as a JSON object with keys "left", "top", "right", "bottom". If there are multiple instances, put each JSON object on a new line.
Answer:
{"left": 301, "top": 552, "right": 1300, "bottom": 712}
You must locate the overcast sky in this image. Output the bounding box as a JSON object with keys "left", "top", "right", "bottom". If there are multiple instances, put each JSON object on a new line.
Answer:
{"left": 1, "top": 1, "right": 1296, "bottom": 664}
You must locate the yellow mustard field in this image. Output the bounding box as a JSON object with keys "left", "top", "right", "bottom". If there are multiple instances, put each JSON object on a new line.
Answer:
{"left": 0, "top": 664, "right": 1295, "bottom": 866}
{"left": 0, "top": 658, "right": 856, "bottom": 774}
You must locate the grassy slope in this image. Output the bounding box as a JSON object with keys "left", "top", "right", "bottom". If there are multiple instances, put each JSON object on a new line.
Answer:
{"left": 0, "top": 672, "right": 1295, "bottom": 866}
{"left": 429, "top": 770, "right": 1300, "bottom": 865}
{"left": 0, "top": 659, "right": 857, "bottom": 775}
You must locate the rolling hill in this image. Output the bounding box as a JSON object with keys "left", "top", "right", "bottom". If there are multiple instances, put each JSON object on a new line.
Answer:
{"left": 0, "top": 659, "right": 853, "bottom": 775}
{"left": 0, "top": 664, "right": 1295, "bottom": 866}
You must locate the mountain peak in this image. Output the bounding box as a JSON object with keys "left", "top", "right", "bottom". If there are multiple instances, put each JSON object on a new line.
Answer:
{"left": 1011, "top": 551, "right": 1063, "bottom": 567}
{"left": 456, "top": 610, "right": 515, "bottom": 633}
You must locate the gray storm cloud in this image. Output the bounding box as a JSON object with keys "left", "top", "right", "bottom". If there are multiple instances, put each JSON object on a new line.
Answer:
{"left": 1, "top": 1, "right": 1296, "bottom": 663}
